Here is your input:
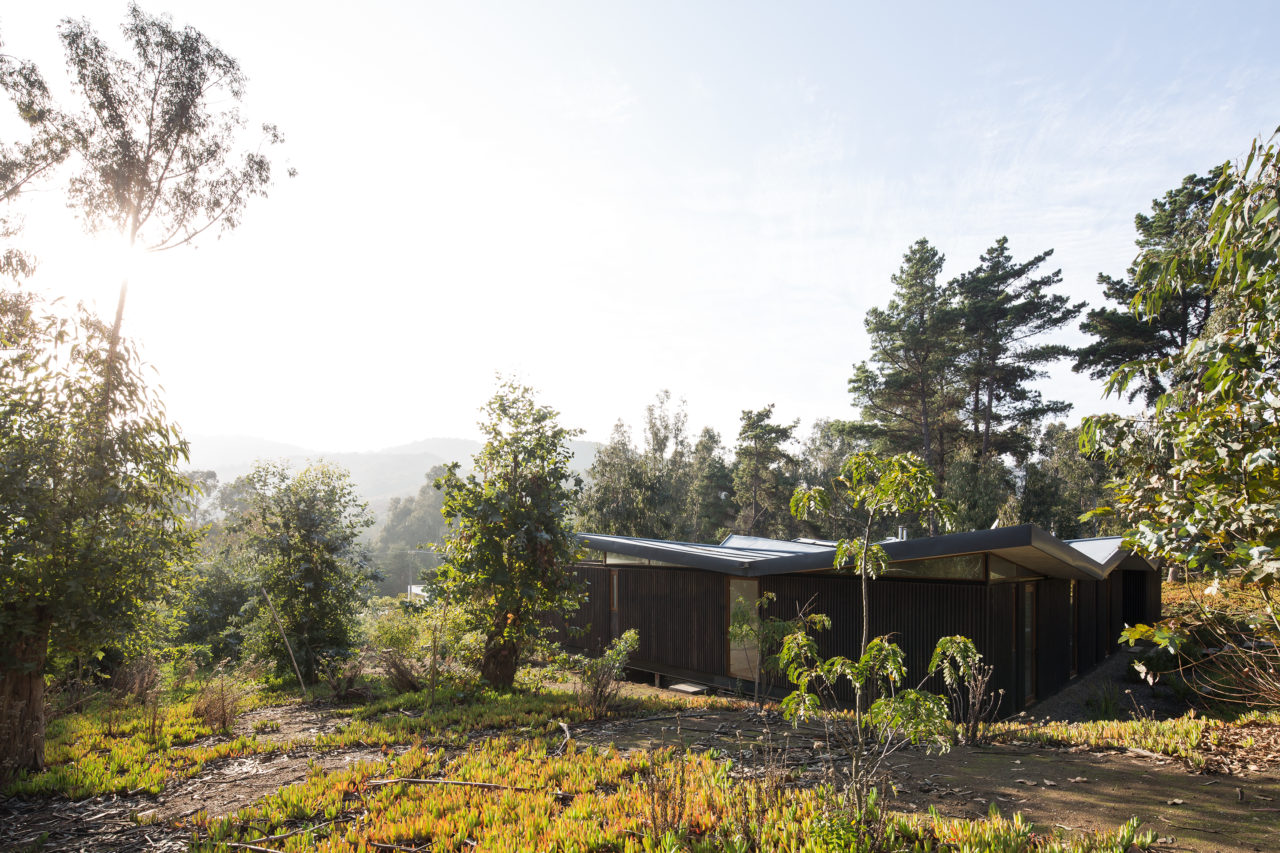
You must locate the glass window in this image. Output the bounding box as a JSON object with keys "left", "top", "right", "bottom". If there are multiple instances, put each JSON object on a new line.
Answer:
{"left": 728, "top": 578, "right": 760, "bottom": 680}
{"left": 883, "top": 553, "right": 985, "bottom": 580}
{"left": 988, "top": 554, "right": 1018, "bottom": 581}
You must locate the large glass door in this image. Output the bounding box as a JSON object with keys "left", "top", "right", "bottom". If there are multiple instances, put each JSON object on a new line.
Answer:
{"left": 728, "top": 578, "right": 760, "bottom": 680}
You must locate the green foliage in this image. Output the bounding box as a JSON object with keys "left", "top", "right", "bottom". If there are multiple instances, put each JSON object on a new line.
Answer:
{"left": 849, "top": 238, "right": 964, "bottom": 483}
{"left": 942, "top": 449, "right": 1012, "bottom": 532}
{"left": 578, "top": 391, "right": 699, "bottom": 540}
{"left": 1, "top": 4, "right": 286, "bottom": 253}
{"left": 1016, "top": 422, "right": 1117, "bottom": 539}
{"left": 777, "top": 616, "right": 951, "bottom": 820}
{"left": 372, "top": 465, "right": 448, "bottom": 596}
{"left": 433, "top": 379, "right": 584, "bottom": 689}
{"left": 1081, "top": 129, "right": 1280, "bottom": 708}
{"left": 1076, "top": 171, "right": 1219, "bottom": 405}
{"left": 791, "top": 451, "right": 953, "bottom": 653}
{"left": 0, "top": 300, "right": 194, "bottom": 777}
{"left": 1083, "top": 129, "right": 1280, "bottom": 585}
{"left": 231, "top": 461, "right": 375, "bottom": 683}
{"left": 684, "top": 426, "right": 736, "bottom": 542}
{"left": 563, "top": 628, "right": 640, "bottom": 719}
{"left": 928, "top": 636, "right": 1003, "bottom": 744}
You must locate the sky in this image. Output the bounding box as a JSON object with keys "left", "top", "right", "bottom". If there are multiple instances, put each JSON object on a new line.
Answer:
{"left": 2, "top": 1, "right": 1278, "bottom": 453}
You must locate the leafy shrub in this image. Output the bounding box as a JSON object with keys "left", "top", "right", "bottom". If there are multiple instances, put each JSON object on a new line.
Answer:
{"left": 564, "top": 629, "right": 639, "bottom": 719}
{"left": 929, "top": 635, "right": 1003, "bottom": 744}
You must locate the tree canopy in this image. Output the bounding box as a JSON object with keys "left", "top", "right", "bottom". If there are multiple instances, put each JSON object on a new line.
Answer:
{"left": 849, "top": 238, "right": 963, "bottom": 482}
{"left": 0, "top": 301, "right": 193, "bottom": 778}
{"left": 1083, "top": 129, "right": 1280, "bottom": 593}
{"left": 1075, "top": 172, "right": 1219, "bottom": 404}
{"left": 230, "top": 461, "right": 375, "bottom": 683}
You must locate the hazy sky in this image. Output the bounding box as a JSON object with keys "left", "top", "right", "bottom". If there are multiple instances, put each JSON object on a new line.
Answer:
{"left": 3, "top": 1, "right": 1278, "bottom": 452}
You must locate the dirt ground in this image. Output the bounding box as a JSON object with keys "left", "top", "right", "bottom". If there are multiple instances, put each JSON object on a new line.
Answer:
{"left": 564, "top": 706, "right": 1280, "bottom": 853}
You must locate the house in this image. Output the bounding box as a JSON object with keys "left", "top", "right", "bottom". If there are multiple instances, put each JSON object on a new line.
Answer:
{"left": 562, "top": 524, "right": 1160, "bottom": 713}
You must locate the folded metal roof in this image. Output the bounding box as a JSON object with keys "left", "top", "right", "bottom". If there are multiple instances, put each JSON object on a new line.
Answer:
{"left": 578, "top": 524, "right": 1154, "bottom": 580}
{"left": 576, "top": 533, "right": 838, "bottom": 577}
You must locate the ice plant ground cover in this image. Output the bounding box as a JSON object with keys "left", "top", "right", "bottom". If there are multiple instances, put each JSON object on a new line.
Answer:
{"left": 7, "top": 667, "right": 1278, "bottom": 851}
{"left": 188, "top": 737, "right": 1161, "bottom": 853}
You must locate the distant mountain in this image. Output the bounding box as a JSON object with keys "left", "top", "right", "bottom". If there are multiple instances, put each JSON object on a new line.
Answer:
{"left": 185, "top": 434, "right": 600, "bottom": 511}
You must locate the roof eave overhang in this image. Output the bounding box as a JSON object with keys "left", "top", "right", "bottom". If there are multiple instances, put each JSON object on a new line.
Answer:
{"left": 882, "top": 525, "right": 1109, "bottom": 581}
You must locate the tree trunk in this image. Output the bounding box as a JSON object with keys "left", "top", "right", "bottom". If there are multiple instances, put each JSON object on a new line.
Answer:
{"left": 481, "top": 637, "right": 519, "bottom": 689}
{"left": 1, "top": 619, "right": 50, "bottom": 783}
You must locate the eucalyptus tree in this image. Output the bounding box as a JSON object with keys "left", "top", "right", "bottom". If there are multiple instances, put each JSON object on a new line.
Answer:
{"left": 683, "top": 427, "right": 735, "bottom": 542}
{"left": 577, "top": 391, "right": 693, "bottom": 540}
{"left": 1083, "top": 129, "right": 1280, "bottom": 705}
{"left": 0, "top": 302, "right": 193, "bottom": 779}
{"left": 1075, "top": 172, "right": 1219, "bottom": 405}
{"left": 1, "top": 4, "right": 288, "bottom": 365}
{"left": 0, "top": 37, "right": 70, "bottom": 281}
{"left": 230, "top": 461, "right": 375, "bottom": 683}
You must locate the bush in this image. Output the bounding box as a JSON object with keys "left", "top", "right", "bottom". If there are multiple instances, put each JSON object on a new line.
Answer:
{"left": 565, "top": 629, "right": 639, "bottom": 719}
{"left": 193, "top": 662, "right": 255, "bottom": 731}
{"left": 318, "top": 651, "right": 372, "bottom": 701}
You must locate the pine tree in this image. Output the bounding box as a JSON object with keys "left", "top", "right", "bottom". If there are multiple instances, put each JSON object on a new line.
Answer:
{"left": 849, "top": 238, "right": 964, "bottom": 483}
{"left": 731, "top": 406, "right": 799, "bottom": 539}
{"left": 953, "top": 237, "right": 1084, "bottom": 461}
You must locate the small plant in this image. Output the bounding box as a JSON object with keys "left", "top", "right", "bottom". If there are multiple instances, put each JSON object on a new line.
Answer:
{"left": 777, "top": 608, "right": 951, "bottom": 832}
{"left": 318, "top": 651, "right": 371, "bottom": 701}
{"left": 1085, "top": 682, "right": 1122, "bottom": 720}
{"left": 713, "top": 727, "right": 792, "bottom": 852}
{"left": 639, "top": 744, "right": 691, "bottom": 847}
{"left": 111, "top": 657, "right": 161, "bottom": 702}
{"left": 565, "top": 629, "right": 639, "bottom": 719}
{"left": 929, "top": 636, "right": 1003, "bottom": 744}
{"left": 380, "top": 648, "right": 426, "bottom": 695}
{"left": 252, "top": 719, "right": 281, "bottom": 734}
{"left": 193, "top": 661, "right": 253, "bottom": 731}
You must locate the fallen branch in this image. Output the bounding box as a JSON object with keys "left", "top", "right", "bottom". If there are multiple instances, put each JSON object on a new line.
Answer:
{"left": 243, "top": 820, "right": 334, "bottom": 846}
{"left": 367, "top": 777, "right": 575, "bottom": 801}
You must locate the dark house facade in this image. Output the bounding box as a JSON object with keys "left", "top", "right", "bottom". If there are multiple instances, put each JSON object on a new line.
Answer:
{"left": 563, "top": 525, "right": 1160, "bottom": 713}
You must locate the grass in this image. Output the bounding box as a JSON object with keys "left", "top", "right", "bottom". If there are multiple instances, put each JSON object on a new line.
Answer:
{"left": 6, "top": 687, "right": 286, "bottom": 798}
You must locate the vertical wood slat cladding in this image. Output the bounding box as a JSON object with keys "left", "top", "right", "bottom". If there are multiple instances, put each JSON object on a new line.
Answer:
{"left": 1037, "top": 580, "right": 1072, "bottom": 700}
{"left": 555, "top": 565, "right": 612, "bottom": 652}
{"left": 617, "top": 567, "right": 727, "bottom": 676}
{"left": 1094, "top": 579, "right": 1111, "bottom": 661}
{"left": 987, "top": 584, "right": 1017, "bottom": 716}
{"left": 1145, "top": 570, "right": 1163, "bottom": 623}
{"left": 1121, "top": 569, "right": 1163, "bottom": 626}
{"left": 762, "top": 575, "right": 992, "bottom": 702}
{"left": 1077, "top": 580, "right": 1098, "bottom": 669}
{"left": 1108, "top": 575, "right": 1125, "bottom": 655}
